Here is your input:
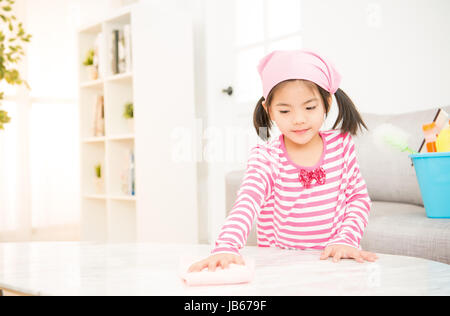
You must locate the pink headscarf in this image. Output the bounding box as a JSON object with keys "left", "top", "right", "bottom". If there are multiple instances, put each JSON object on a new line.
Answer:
{"left": 257, "top": 49, "right": 342, "bottom": 100}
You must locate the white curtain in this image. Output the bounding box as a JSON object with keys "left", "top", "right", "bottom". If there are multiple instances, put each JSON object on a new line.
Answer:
{"left": 0, "top": 89, "right": 80, "bottom": 243}
{"left": 0, "top": 100, "right": 27, "bottom": 239}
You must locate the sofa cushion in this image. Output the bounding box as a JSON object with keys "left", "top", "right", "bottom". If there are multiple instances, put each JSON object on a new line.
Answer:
{"left": 353, "top": 106, "right": 450, "bottom": 207}
{"left": 361, "top": 201, "right": 450, "bottom": 264}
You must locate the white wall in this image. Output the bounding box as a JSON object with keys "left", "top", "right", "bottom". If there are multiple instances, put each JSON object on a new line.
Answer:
{"left": 302, "top": 0, "right": 450, "bottom": 115}
{"left": 140, "top": 0, "right": 210, "bottom": 243}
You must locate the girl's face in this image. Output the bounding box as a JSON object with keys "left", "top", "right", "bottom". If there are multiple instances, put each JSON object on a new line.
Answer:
{"left": 263, "top": 80, "right": 331, "bottom": 148}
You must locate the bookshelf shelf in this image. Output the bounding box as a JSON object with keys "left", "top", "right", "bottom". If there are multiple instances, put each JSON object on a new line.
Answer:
{"left": 83, "top": 136, "right": 106, "bottom": 143}
{"left": 78, "top": 22, "right": 102, "bottom": 35}
{"left": 83, "top": 194, "right": 136, "bottom": 202}
{"left": 108, "top": 134, "right": 135, "bottom": 141}
{"left": 80, "top": 79, "right": 104, "bottom": 89}
{"left": 84, "top": 194, "right": 108, "bottom": 200}
{"left": 106, "top": 72, "right": 133, "bottom": 83}
{"left": 110, "top": 195, "right": 136, "bottom": 202}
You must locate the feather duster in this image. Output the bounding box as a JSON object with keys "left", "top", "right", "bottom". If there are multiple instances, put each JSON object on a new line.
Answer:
{"left": 372, "top": 123, "right": 419, "bottom": 155}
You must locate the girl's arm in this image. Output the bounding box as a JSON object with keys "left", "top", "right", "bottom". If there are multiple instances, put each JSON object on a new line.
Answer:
{"left": 211, "top": 145, "right": 274, "bottom": 255}
{"left": 326, "top": 133, "right": 372, "bottom": 249}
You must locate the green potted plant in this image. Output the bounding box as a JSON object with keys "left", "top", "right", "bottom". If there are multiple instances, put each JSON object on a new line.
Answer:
{"left": 0, "top": 0, "right": 32, "bottom": 130}
{"left": 83, "top": 48, "right": 98, "bottom": 81}
{"left": 94, "top": 163, "right": 104, "bottom": 194}
{"left": 123, "top": 102, "right": 134, "bottom": 132}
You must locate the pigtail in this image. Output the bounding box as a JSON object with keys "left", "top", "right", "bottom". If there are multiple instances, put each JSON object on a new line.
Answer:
{"left": 333, "top": 88, "right": 368, "bottom": 136}
{"left": 253, "top": 96, "right": 273, "bottom": 141}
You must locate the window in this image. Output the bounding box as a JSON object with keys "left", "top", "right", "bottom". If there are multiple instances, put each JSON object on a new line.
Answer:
{"left": 0, "top": 0, "right": 92, "bottom": 241}
{"left": 234, "top": 0, "right": 303, "bottom": 104}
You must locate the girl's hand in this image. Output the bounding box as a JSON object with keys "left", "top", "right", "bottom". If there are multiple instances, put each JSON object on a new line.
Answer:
{"left": 320, "top": 244, "right": 378, "bottom": 263}
{"left": 187, "top": 253, "right": 245, "bottom": 273}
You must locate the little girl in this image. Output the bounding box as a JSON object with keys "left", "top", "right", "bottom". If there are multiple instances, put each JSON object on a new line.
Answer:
{"left": 189, "top": 49, "right": 378, "bottom": 273}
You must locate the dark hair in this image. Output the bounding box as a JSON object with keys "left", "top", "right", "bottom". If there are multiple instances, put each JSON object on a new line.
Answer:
{"left": 253, "top": 79, "right": 368, "bottom": 141}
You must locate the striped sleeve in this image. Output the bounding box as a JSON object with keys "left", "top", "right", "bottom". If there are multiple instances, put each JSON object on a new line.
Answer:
{"left": 326, "top": 133, "right": 372, "bottom": 250}
{"left": 211, "top": 144, "right": 273, "bottom": 255}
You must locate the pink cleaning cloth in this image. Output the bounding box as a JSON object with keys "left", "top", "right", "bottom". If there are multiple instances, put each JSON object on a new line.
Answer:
{"left": 257, "top": 49, "right": 342, "bottom": 99}
{"left": 178, "top": 256, "right": 255, "bottom": 287}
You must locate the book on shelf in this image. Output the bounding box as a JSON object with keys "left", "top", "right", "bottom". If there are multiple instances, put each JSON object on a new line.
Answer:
{"left": 130, "top": 149, "right": 135, "bottom": 196}
{"left": 93, "top": 95, "right": 105, "bottom": 137}
{"left": 111, "top": 30, "right": 119, "bottom": 75}
{"left": 120, "top": 149, "right": 136, "bottom": 196}
{"left": 118, "top": 28, "right": 126, "bottom": 74}
{"left": 124, "top": 24, "right": 133, "bottom": 73}
{"left": 110, "top": 24, "right": 132, "bottom": 75}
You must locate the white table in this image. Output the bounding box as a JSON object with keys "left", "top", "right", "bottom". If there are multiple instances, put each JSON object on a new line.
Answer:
{"left": 0, "top": 242, "right": 449, "bottom": 296}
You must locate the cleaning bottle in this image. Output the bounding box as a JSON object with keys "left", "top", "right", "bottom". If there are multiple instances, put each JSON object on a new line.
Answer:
{"left": 422, "top": 122, "right": 438, "bottom": 153}
{"left": 436, "top": 120, "right": 450, "bottom": 153}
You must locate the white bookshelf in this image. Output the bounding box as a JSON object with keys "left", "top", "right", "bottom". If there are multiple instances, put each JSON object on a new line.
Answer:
{"left": 78, "top": 3, "right": 199, "bottom": 244}
{"left": 78, "top": 7, "right": 136, "bottom": 242}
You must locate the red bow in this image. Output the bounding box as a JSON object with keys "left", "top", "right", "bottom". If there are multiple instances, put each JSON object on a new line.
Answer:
{"left": 299, "top": 167, "right": 326, "bottom": 188}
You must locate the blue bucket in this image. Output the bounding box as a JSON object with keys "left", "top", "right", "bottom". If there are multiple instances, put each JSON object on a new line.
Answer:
{"left": 409, "top": 152, "right": 450, "bottom": 218}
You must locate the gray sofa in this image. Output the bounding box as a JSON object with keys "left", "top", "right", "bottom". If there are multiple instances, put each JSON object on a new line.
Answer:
{"left": 225, "top": 106, "right": 450, "bottom": 264}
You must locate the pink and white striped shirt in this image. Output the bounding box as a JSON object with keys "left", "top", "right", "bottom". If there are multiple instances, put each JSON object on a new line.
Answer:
{"left": 211, "top": 129, "right": 372, "bottom": 255}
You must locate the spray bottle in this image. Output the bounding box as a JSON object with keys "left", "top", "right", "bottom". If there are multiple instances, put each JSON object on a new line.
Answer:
{"left": 423, "top": 122, "right": 438, "bottom": 153}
